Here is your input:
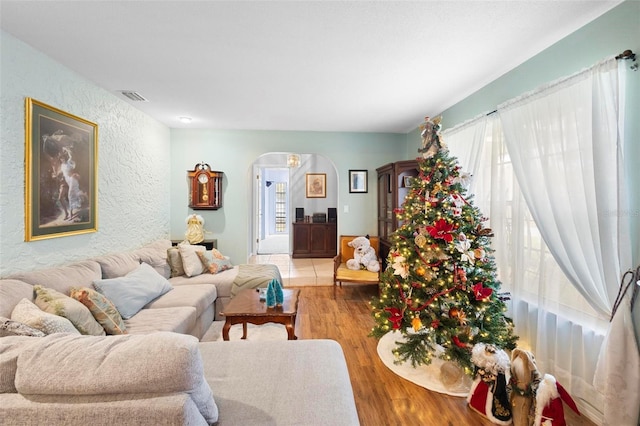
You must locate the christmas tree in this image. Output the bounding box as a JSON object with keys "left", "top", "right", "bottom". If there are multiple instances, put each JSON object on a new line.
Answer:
{"left": 370, "top": 116, "right": 517, "bottom": 375}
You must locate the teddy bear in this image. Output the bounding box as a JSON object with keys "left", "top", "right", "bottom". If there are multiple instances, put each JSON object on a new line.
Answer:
{"left": 346, "top": 236, "right": 380, "bottom": 273}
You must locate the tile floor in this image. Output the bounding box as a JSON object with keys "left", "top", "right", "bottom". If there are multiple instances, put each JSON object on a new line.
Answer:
{"left": 248, "top": 254, "right": 334, "bottom": 287}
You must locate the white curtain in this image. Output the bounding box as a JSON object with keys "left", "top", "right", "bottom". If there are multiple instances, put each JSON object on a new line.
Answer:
{"left": 446, "top": 113, "right": 609, "bottom": 422}
{"left": 497, "top": 58, "right": 638, "bottom": 426}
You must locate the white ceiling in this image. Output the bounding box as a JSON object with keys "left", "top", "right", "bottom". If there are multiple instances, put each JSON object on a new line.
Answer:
{"left": 0, "top": 1, "right": 621, "bottom": 133}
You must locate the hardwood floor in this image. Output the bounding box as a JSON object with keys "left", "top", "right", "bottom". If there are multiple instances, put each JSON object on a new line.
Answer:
{"left": 293, "top": 284, "right": 592, "bottom": 426}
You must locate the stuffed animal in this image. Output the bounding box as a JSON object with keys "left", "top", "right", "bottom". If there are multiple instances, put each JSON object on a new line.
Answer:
{"left": 346, "top": 236, "right": 380, "bottom": 273}
{"left": 467, "top": 343, "right": 513, "bottom": 425}
{"left": 510, "top": 348, "right": 541, "bottom": 426}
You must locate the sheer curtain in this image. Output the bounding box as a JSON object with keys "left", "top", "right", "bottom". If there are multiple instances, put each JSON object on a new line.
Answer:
{"left": 445, "top": 113, "right": 609, "bottom": 422}
{"left": 498, "top": 58, "right": 638, "bottom": 426}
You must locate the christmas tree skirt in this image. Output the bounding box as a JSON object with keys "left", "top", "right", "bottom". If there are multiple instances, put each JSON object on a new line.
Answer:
{"left": 377, "top": 331, "right": 472, "bottom": 397}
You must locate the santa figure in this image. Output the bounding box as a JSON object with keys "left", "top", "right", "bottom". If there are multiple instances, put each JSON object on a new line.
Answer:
{"left": 534, "top": 374, "right": 580, "bottom": 426}
{"left": 467, "top": 343, "right": 513, "bottom": 425}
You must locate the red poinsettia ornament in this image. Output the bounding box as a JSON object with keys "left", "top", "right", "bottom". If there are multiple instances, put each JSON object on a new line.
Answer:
{"left": 426, "top": 218, "right": 455, "bottom": 242}
{"left": 472, "top": 283, "right": 493, "bottom": 301}
{"left": 384, "top": 307, "right": 404, "bottom": 330}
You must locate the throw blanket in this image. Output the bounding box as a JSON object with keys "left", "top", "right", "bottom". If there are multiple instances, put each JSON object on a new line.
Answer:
{"left": 231, "top": 264, "right": 283, "bottom": 297}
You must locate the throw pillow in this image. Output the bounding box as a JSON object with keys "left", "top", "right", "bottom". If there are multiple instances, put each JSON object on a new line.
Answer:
{"left": 34, "top": 285, "right": 105, "bottom": 336}
{"left": 93, "top": 263, "right": 173, "bottom": 319}
{"left": 0, "top": 316, "right": 46, "bottom": 337}
{"left": 209, "top": 248, "right": 226, "bottom": 260}
{"left": 11, "top": 298, "right": 80, "bottom": 335}
{"left": 178, "top": 243, "right": 206, "bottom": 277}
{"left": 69, "top": 287, "right": 127, "bottom": 335}
{"left": 167, "top": 247, "right": 186, "bottom": 277}
{"left": 197, "top": 251, "right": 233, "bottom": 274}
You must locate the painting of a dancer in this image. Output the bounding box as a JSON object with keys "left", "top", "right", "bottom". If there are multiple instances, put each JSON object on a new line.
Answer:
{"left": 25, "top": 98, "right": 97, "bottom": 241}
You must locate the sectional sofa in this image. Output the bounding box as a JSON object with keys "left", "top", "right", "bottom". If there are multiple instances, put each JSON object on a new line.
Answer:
{"left": 0, "top": 239, "right": 360, "bottom": 425}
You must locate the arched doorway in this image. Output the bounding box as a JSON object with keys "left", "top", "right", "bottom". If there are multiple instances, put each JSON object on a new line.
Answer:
{"left": 251, "top": 153, "right": 338, "bottom": 256}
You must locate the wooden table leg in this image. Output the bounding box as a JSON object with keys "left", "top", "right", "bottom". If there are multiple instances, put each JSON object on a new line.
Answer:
{"left": 285, "top": 316, "right": 297, "bottom": 340}
{"left": 222, "top": 320, "right": 231, "bottom": 341}
{"left": 241, "top": 321, "right": 248, "bottom": 339}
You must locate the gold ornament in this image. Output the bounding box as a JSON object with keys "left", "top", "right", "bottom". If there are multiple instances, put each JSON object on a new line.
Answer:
{"left": 412, "top": 317, "right": 423, "bottom": 332}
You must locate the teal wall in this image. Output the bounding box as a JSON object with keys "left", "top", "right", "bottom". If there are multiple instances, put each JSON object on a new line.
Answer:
{"left": 170, "top": 129, "right": 404, "bottom": 264}
{"left": 422, "top": 1, "right": 640, "bottom": 341}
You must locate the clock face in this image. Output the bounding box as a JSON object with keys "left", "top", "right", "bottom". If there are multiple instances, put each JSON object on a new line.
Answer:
{"left": 198, "top": 173, "right": 209, "bottom": 184}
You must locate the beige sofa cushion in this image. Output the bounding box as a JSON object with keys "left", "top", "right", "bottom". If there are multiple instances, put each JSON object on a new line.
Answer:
{"left": 0, "top": 336, "right": 42, "bottom": 393}
{"left": 8, "top": 261, "right": 102, "bottom": 296}
{"left": 143, "top": 284, "right": 216, "bottom": 318}
{"left": 15, "top": 332, "right": 218, "bottom": 423}
{"left": 123, "top": 306, "right": 196, "bottom": 336}
{"left": 0, "top": 279, "right": 34, "bottom": 318}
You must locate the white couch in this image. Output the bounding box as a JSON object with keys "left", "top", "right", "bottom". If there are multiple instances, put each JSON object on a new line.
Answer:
{"left": 0, "top": 240, "right": 360, "bottom": 425}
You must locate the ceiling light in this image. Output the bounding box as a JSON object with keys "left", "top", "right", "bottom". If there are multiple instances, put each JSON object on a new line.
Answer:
{"left": 179, "top": 116, "right": 192, "bottom": 124}
{"left": 287, "top": 154, "right": 300, "bottom": 168}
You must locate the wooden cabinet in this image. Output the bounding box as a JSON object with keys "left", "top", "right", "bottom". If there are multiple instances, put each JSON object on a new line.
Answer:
{"left": 171, "top": 239, "right": 217, "bottom": 250}
{"left": 376, "top": 159, "right": 419, "bottom": 266}
{"left": 292, "top": 222, "right": 337, "bottom": 258}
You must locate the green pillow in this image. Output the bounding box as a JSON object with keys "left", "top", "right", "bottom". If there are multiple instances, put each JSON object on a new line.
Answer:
{"left": 34, "top": 285, "right": 105, "bottom": 336}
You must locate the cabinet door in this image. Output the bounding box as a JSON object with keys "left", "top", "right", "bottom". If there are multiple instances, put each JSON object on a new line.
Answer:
{"left": 293, "top": 224, "right": 310, "bottom": 256}
{"left": 309, "top": 225, "right": 327, "bottom": 254}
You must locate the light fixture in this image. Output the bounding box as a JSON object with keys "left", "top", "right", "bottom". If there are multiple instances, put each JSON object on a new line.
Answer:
{"left": 179, "top": 116, "right": 192, "bottom": 124}
{"left": 287, "top": 154, "right": 300, "bottom": 168}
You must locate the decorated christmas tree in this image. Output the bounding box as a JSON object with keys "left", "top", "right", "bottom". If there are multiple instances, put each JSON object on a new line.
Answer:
{"left": 370, "top": 116, "right": 517, "bottom": 375}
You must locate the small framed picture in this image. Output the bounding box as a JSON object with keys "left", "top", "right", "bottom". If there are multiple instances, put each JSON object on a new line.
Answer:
{"left": 403, "top": 176, "right": 413, "bottom": 188}
{"left": 25, "top": 98, "right": 98, "bottom": 241}
{"left": 349, "top": 170, "right": 368, "bottom": 193}
{"left": 306, "top": 173, "right": 326, "bottom": 198}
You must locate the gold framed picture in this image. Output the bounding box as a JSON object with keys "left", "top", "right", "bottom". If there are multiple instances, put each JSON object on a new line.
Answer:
{"left": 305, "top": 173, "right": 326, "bottom": 198}
{"left": 25, "top": 98, "right": 98, "bottom": 241}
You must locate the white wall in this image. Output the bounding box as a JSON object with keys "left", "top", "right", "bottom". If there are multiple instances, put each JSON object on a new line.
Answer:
{"left": 0, "top": 31, "right": 171, "bottom": 275}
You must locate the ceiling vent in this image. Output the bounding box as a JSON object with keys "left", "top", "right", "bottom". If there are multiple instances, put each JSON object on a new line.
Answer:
{"left": 119, "top": 91, "right": 148, "bottom": 102}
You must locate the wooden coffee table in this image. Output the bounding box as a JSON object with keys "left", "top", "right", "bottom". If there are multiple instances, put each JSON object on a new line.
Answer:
{"left": 221, "top": 288, "right": 300, "bottom": 341}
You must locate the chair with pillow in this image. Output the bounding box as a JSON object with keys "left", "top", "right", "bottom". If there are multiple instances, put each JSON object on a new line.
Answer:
{"left": 333, "top": 235, "right": 382, "bottom": 289}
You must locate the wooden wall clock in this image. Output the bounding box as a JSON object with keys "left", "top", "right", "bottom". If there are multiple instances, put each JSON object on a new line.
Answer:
{"left": 187, "top": 163, "right": 223, "bottom": 210}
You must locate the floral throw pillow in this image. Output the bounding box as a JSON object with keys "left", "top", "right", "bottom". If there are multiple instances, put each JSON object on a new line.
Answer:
{"left": 197, "top": 250, "right": 233, "bottom": 274}
{"left": 34, "top": 285, "right": 105, "bottom": 336}
{"left": 0, "top": 316, "right": 45, "bottom": 337}
{"left": 69, "top": 287, "right": 127, "bottom": 335}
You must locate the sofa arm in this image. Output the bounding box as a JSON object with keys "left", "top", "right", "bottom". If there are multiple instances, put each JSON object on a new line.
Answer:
{"left": 14, "top": 332, "right": 217, "bottom": 424}
{"left": 0, "top": 392, "right": 208, "bottom": 426}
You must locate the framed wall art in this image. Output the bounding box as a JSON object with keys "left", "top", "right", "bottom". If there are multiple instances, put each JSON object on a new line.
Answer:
{"left": 305, "top": 173, "right": 326, "bottom": 198}
{"left": 25, "top": 98, "right": 98, "bottom": 241}
{"left": 349, "top": 170, "right": 368, "bottom": 193}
